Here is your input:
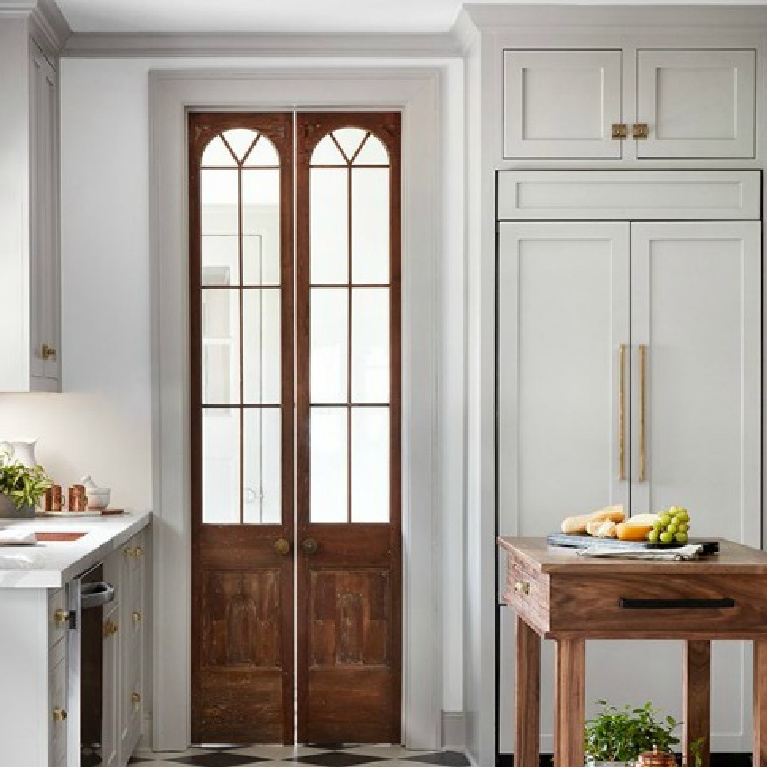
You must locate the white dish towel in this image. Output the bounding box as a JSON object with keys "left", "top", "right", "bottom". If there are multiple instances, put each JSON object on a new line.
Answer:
{"left": 0, "top": 528, "right": 37, "bottom": 546}
{"left": 577, "top": 543, "right": 703, "bottom": 561}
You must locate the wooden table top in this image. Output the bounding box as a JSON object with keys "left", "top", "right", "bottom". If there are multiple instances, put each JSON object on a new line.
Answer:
{"left": 498, "top": 536, "right": 767, "bottom": 575}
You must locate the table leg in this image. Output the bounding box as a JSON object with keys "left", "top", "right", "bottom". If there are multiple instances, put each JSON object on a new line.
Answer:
{"left": 683, "top": 640, "right": 710, "bottom": 767}
{"left": 755, "top": 640, "right": 767, "bottom": 767}
{"left": 555, "top": 637, "right": 585, "bottom": 767}
{"left": 515, "top": 616, "right": 540, "bottom": 767}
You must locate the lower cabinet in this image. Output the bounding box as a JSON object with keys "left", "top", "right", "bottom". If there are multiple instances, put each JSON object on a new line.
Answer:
{"left": 104, "top": 528, "right": 148, "bottom": 767}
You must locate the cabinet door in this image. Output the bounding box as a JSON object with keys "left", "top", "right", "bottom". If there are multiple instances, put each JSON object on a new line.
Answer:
{"left": 29, "top": 48, "right": 60, "bottom": 388}
{"left": 636, "top": 49, "right": 756, "bottom": 158}
{"left": 102, "top": 601, "right": 120, "bottom": 767}
{"left": 503, "top": 50, "right": 622, "bottom": 159}
{"left": 497, "top": 222, "right": 630, "bottom": 541}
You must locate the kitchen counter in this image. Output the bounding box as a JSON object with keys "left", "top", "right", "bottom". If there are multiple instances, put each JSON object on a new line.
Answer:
{"left": 0, "top": 510, "right": 151, "bottom": 587}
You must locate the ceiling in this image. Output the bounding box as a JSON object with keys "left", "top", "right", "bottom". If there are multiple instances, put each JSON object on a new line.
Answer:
{"left": 52, "top": 0, "right": 767, "bottom": 36}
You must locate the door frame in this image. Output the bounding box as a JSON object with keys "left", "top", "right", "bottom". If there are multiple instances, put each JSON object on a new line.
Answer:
{"left": 149, "top": 67, "right": 445, "bottom": 752}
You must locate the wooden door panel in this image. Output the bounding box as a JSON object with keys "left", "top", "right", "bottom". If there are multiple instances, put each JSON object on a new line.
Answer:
{"left": 190, "top": 112, "right": 294, "bottom": 744}
{"left": 296, "top": 113, "right": 402, "bottom": 744}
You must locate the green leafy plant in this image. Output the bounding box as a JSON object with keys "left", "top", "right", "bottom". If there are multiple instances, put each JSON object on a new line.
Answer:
{"left": 0, "top": 451, "right": 52, "bottom": 509}
{"left": 585, "top": 700, "right": 680, "bottom": 764}
{"left": 687, "top": 736, "right": 706, "bottom": 767}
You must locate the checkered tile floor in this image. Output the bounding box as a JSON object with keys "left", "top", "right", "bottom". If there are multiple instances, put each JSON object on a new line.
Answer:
{"left": 128, "top": 745, "right": 471, "bottom": 767}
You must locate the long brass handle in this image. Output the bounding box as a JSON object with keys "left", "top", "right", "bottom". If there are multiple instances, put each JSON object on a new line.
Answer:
{"left": 639, "top": 344, "right": 647, "bottom": 482}
{"left": 302, "top": 538, "right": 318, "bottom": 556}
{"left": 274, "top": 538, "right": 291, "bottom": 556}
{"left": 618, "top": 344, "right": 627, "bottom": 481}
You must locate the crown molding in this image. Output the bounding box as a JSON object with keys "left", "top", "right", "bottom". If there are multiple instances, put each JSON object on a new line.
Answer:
{"left": 450, "top": 9, "right": 481, "bottom": 54}
{"left": 63, "top": 31, "right": 460, "bottom": 58}
{"left": 461, "top": 3, "right": 767, "bottom": 31}
{"left": 0, "top": 0, "right": 70, "bottom": 52}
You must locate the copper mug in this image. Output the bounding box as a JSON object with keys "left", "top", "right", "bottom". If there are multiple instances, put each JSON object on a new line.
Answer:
{"left": 43, "top": 484, "right": 63, "bottom": 512}
{"left": 68, "top": 484, "right": 86, "bottom": 512}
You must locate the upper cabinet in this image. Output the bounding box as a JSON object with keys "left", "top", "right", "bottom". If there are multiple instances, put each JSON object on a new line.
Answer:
{"left": 0, "top": 18, "right": 62, "bottom": 392}
{"left": 503, "top": 47, "right": 756, "bottom": 161}
{"left": 503, "top": 49, "right": 622, "bottom": 159}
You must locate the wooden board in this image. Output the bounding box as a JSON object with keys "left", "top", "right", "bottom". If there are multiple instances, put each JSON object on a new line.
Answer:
{"left": 546, "top": 533, "right": 719, "bottom": 554}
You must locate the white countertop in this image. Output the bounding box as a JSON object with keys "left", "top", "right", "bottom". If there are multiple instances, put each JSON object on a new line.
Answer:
{"left": 0, "top": 511, "right": 152, "bottom": 588}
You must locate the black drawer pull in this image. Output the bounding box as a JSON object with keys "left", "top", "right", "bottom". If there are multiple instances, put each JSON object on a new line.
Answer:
{"left": 618, "top": 597, "right": 735, "bottom": 610}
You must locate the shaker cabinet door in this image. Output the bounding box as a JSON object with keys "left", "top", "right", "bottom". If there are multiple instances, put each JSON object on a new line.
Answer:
{"left": 497, "top": 221, "right": 630, "bottom": 543}
{"left": 635, "top": 49, "right": 756, "bottom": 158}
{"left": 503, "top": 49, "right": 623, "bottom": 159}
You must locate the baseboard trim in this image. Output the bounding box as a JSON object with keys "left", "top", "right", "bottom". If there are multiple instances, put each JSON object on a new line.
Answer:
{"left": 441, "top": 711, "right": 466, "bottom": 749}
{"left": 497, "top": 754, "right": 751, "bottom": 767}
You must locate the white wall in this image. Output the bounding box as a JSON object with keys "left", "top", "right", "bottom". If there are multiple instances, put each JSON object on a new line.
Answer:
{"left": 0, "top": 54, "right": 465, "bottom": 724}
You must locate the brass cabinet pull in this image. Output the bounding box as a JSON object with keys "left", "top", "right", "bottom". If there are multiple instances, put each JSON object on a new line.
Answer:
{"left": 132, "top": 611, "right": 142, "bottom": 623}
{"left": 618, "top": 344, "right": 627, "bottom": 481}
{"left": 639, "top": 344, "right": 647, "bottom": 482}
{"left": 632, "top": 123, "right": 649, "bottom": 139}
{"left": 53, "top": 609, "right": 69, "bottom": 625}
{"left": 131, "top": 692, "right": 141, "bottom": 705}
{"left": 274, "top": 538, "right": 291, "bottom": 556}
{"left": 513, "top": 580, "right": 530, "bottom": 595}
{"left": 41, "top": 343, "right": 57, "bottom": 360}
{"left": 52, "top": 707, "right": 67, "bottom": 722}
{"left": 611, "top": 123, "right": 628, "bottom": 140}
{"left": 301, "top": 538, "right": 318, "bottom": 556}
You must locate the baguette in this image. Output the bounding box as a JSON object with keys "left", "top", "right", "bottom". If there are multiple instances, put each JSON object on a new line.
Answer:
{"left": 561, "top": 504, "right": 625, "bottom": 534}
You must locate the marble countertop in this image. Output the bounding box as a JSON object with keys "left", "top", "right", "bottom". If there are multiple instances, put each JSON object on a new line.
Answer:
{"left": 0, "top": 510, "right": 152, "bottom": 588}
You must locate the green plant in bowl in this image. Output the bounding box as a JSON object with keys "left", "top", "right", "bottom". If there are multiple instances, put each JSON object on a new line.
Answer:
{"left": 0, "top": 450, "right": 52, "bottom": 512}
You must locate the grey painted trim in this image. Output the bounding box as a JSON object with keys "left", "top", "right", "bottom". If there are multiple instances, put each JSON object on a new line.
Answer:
{"left": 461, "top": 4, "right": 767, "bottom": 30}
{"left": 64, "top": 31, "right": 460, "bottom": 58}
{"left": 441, "top": 712, "right": 466, "bottom": 749}
{"left": 0, "top": 0, "right": 71, "bottom": 52}
{"left": 149, "top": 65, "right": 445, "bottom": 752}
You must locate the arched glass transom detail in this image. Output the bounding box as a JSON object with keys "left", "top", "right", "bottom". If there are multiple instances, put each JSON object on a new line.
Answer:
{"left": 198, "top": 126, "right": 283, "bottom": 525}
{"left": 308, "top": 127, "right": 392, "bottom": 524}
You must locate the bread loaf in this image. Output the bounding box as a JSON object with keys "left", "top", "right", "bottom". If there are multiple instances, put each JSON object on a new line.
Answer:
{"left": 561, "top": 504, "right": 625, "bottom": 534}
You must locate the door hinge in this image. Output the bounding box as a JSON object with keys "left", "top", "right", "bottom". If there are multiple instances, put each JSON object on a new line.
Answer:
{"left": 67, "top": 610, "right": 76, "bottom": 630}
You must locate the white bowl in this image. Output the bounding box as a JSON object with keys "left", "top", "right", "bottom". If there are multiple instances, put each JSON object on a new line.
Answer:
{"left": 85, "top": 488, "right": 111, "bottom": 510}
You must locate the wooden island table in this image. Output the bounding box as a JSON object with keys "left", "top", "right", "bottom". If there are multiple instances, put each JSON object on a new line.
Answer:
{"left": 497, "top": 537, "right": 767, "bottom": 767}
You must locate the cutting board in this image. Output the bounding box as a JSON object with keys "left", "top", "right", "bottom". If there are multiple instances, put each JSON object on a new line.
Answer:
{"left": 546, "top": 533, "right": 720, "bottom": 555}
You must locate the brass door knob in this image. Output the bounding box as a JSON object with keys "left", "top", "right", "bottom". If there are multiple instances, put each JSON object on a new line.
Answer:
{"left": 41, "top": 344, "right": 57, "bottom": 360}
{"left": 301, "top": 538, "right": 319, "bottom": 556}
{"left": 53, "top": 707, "right": 67, "bottom": 722}
{"left": 274, "top": 538, "right": 291, "bottom": 556}
{"left": 53, "top": 609, "right": 69, "bottom": 625}
{"left": 132, "top": 611, "right": 142, "bottom": 623}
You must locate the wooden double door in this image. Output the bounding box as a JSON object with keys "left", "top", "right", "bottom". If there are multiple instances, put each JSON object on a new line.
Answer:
{"left": 189, "top": 112, "right": 402, "bottom": 745}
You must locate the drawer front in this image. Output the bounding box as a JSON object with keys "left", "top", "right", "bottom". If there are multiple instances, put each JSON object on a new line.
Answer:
{"left": 502, "top": 551, "right": 549, "bottom": 633}
{"left": 48, "top": 587, "right": 68, "bottom": 648}
{"left": 550, "top": 573, "right": 767, "bottom": 634}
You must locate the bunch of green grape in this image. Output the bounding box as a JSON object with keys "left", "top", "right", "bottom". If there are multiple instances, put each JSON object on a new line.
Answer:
{"left": 648, "top": 506, "right": 690, "bottom": 544}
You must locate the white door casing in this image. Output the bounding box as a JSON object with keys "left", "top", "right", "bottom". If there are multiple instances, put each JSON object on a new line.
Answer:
{"left": 149, "top": 67, "right": 445, "bottom": 752}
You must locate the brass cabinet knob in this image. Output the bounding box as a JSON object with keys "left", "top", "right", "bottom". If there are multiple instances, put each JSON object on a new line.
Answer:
{"left": 41, "top": 344, "right": 57, "bottom": 360}
{"left": 103, "top": 619, "right": 118, "bottom": 637}
{"left": 52, "top": 707, "right": 67, "bottom": 722}
{"left": 274, "top": 538, "right": 291, "bottom": 556}
{"left": 135, "top": 546, "right": 144, "bottom": 557}
{"left": 301, "top": 538, "right": 319, "bottom": 556}
{"left": 513, "top": 579, "right": 530, "bottom": 595}
{"left": 131, "top": 692, "right": 141, "bottom": 705}
{"left": 123, "top": 546, "right": 135, "bottom": 557}
{"left": 53, "top": 609, "right": 69, "bottom": 625}
{"left": 132, "top": 611, "right": 142, "bottom": 623}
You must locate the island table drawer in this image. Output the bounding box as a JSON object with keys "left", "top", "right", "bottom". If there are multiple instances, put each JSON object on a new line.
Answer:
{"left": 549, "top": 573, "right": 767, "bottom": 634}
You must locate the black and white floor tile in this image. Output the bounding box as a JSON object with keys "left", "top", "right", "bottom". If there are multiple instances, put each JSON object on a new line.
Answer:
{"left": 128, "top": 745, "right": 471, "bottom": 767}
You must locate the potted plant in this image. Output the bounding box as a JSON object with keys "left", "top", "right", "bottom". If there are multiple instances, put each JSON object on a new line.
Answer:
{"left": 0, "top": 450, "right": 52, "bottom": 518}
{"left": 585, "top": 700, "right": 680, "bottom": 766}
